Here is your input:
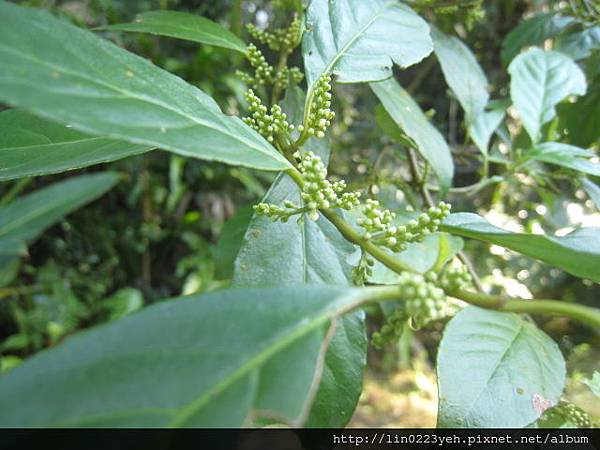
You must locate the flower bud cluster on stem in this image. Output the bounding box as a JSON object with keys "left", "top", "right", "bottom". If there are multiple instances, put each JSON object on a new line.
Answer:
{"left": 298, "top": 74, "right": 335, "bottom": 140}
{"left": 357, "top": 200, "right": 451, "bottom": 252}
{"left": 243, "top": 89, "right": 294, "bottom": 143}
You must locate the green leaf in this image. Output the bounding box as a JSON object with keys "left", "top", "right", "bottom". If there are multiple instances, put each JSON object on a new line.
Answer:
{"left": 232, "top": 86, "right": 366, "bottom": 427}
{"left": 98, "top": 10, "right": 247, "bottom": 53}
{"left": 582, "top": 178, "right": 600, "bottom": 210}
{"left": 437, "top": 306, "right": 565, "bottom": 428}
{"left": 0, "top": 284, "right": 376, "bottom": 426}
{"left": 0, "top": 238, "right": 26, "bottom": 257}
{"left": 302, "top": 0, "right": 432, "bottom": 86}
{"left": 0, "top": 109, "right": 150, "bottom": 181}
{"left": 526, "top": 142, "right": 600, "bottom": 176}
{"left": 468, "top": 101, "right": 507, "bottom": 156}
{"left": 371, "top": 78, "right": 454, "bottom": 193}
{"left": 431, "top": 28, "right": 488, "bottom": 122}
{"left": 0, "top": 172, "right": 119, "bottom": 242}
{"left": 555, "top": 26, "right": 600, "bottom": 61}
{"left": 583, "top": 371, "right": 600, "bottom": 397}
{"left": 441, "top": 213, "right": 600, "bottom": 283}
{"left": 501, "top": 12, "right": 577, "bottom": 65}
{"left": 508, "top": 48, "right": 586, "bottom": 143}
{"left": 0, "top": 1, "right": 289, "bottom": 172}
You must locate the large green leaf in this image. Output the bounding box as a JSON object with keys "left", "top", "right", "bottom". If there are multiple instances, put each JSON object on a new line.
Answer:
{"left": 371, "top": 78, "right": 454, "bottom": 193}
{"left": 0, "top": 285, "right": 377, "bottom": 427}
{"left": 232, "top": 86, "right": 366, "bottom": 427}
{"left": 0, "top": 1, "right": 289, "bottom": 172}
{"left": 437, "top": 306, "right": 565, "bottom": 428}
{"left": 441, "top": 213, "right": 600, "bottom": 283}
{"left": 98, "top": 10, "right": 247, "bottom": 53}
{"left": 431, "top": 28, "right": 488, "bottom": 123}
{"left": 0, "top": 172, "right": 119, "bottom": 242}
{"left": 302, "top": 0, "right": 432, "bottom": 87}
{"left": 0, "top": 109, "right": 150, "bottom": 181}
{"left": 526, "top": 142, "right": 600, "bottom": 176}
{"left": 508, "top": 48, "right": 586, "bottom": 143}
{"left": 501, "top": 12, "right": 577, "bottom": 65}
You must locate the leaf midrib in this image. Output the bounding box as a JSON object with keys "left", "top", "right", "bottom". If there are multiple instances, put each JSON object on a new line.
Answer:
{"left": 462, "top": 320, "right": 525, "bottom": 426}
{"left": 168, "top": 292, "right": 364, "bottom": 427}
{"left": 0, "top": 39, "right": 287, "bottom": 167}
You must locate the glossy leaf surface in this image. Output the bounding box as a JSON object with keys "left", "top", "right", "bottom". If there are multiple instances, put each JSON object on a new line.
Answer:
{"left": 0, "top": 1, "right": 289, "bottom": 171}
{"left": 0, "top": 110, "right": 150, "bottom": 180}
{"left": 441, "top": 213, "right": 600, "bottom": 283}
{"left": 0, "top": 172, "right": 119, "bottom": 242}
{"left": 437, "top": 307, "right": 565, "bottom": 428}
{"left": 432, "top": 28, "right": 488, "bottom": 122}
{"left": 0, "top": 285, "right": 372, "bottom": 426}
{"left": 508, "top": 48, "right": 586, "bottom": 143}
{"left": 527, "top": 142, "right": 600, "bottom": 176}
{"left": 99, "top": 10, "right": 247, "bottom": 53}
{"left": 371, "top": 78, "right": 453, "bottom": 193}
{"left": 302, "top": 0, "right": 432, "bottom": 86}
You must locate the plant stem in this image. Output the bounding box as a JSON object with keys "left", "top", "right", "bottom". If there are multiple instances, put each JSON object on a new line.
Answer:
{"left": 285, "top": 167, "right": 600, "bottom": 327}
{"left": 450, "top": 288, "right": 600, "bottom": 329}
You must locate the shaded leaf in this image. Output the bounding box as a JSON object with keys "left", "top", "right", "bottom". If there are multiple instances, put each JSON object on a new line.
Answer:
{"left": 582, "top": 178, "right": 600, "bottom": 211}
{"left": 431, "top": 28, "right": 488, "bottom": 122}
{"left": 441, "top": 213, "right": 600, "bottom": 283}
{"left": 501, "top": 12, "right": 577, "bottom": 64}
{"left": 0, "top": 172, "right": 119, "bottom": 242}
{"left": 0, "top": 109, "right": 150, "bottom": 180}
{"left": 468, "top": 100, "right": 507, "bottom": 156}
{"left": 371, "top": 78, "right": 453, "bottom": 193}
{"left": 437, "top": 306, "right": 565, "bottom": 427}
{"left": 583, "top": 371, "right": 600, "bottom": 397}
{"left": 0, "top": 285, "right": 374, "bottom": 426}
{"left": 508, "top": 48, "right": 586, "bottom": 143}
{"left": 555, "top": 26, "right": 600, "bottom": 60}
{"left": 302, "top": 0, "right": 432, "bottom": 86}
{"left": 213, "top": 206, "right": 254, "bottom": 280}
{"left": 98, "top": 11, "right": 247, "bottom": 53}
{"left": 0, "top": 1, "right": 289, "bottom": 171}
{"left": 558, "top": 76, "right": 600, "bottom": 147}
{"left": 527, "top": 142, "right": 600, "bottom": 176}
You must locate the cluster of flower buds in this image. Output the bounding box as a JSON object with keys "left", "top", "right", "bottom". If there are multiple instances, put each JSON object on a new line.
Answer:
{"left": 253, "top": 152, "right": 361, "bottom": 222}
{"left": 253, "top": 201, "right": 302, "bottom": 223}
{"left": 298, "top": 74, "right": 335, "bottom": 139}
{"left": 401, "top": 272, "right": 448, "bottom": 329}
{"left": 237, "top": 44, "right": 275, "bottom": 87}
{"left": 274, "top": 66, "right": 304, "bottom": 91}
{"left": 352, "top": 253, "right": 375, "bottom": 286}
{"left": 371, "top": 307, "right": 406, "bottom": 349}
{"left": 246, "top": 17, "right": 302, "bottom": 53}
{"left": 372, "top": 272, "right": 449, "bottom": 347}
{"left": 298, "top": 152, "right": 361, "bottom": 220}
{"left": 358, "top": 201, "right": 451, "bottom": 252}
{"left": 242, "top": 89, "right": 294, "bottom": 142}
{"left": 539, "top": 401, "right": 592, "bottom": 428}
{"left": 438, "top": 265, "right": 473, "bottom": 293}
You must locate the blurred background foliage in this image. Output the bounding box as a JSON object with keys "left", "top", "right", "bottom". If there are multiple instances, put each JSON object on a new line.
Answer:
{"left": 1, "top": 0, "right": 598, "bottom": 425}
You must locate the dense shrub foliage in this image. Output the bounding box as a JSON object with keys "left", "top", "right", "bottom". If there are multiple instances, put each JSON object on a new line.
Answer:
{"left": 0, "top": 0, "right": 599, "bottom": 428}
